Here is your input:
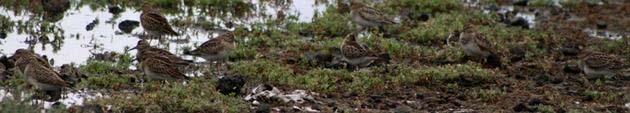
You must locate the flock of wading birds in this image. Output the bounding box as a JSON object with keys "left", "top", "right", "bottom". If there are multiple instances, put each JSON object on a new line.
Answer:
{"left": 1, "top": 0, "right": 627, "bottom": 96}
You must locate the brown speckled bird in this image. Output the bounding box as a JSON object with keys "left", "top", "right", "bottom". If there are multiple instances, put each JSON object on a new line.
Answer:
{"left": 140, "top": 3, "right": 179, "bottom": 38}
{"left": 184, "top": 32, "right": 236, "bottom": 62}
{"left": 349, "top": 0, "right": 396, "bottom": 31}
{"left": 340, "top": 33, "right": 379, "bottom": 69}
{"left": 578, "top": 51, "right": 627, "bottom": 79}
{"left": 139, "top": 56, "right": 189, "bottom": 81}
{"left": 458, "top": 25, "right": 501, "bottom": 68}
{"left": 23, "top": 59, "right": 68, "bottom": 92}
{"left": 11, "top": 49, "right": 52, "bottom": 72}
{"left": 132, "top": 40, "right": 192, "bottom": 65}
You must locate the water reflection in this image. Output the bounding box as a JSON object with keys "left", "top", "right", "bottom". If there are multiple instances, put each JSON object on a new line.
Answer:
{"left": 0, "top": 0, "right": 329, "bottom": 66}
{"left": 0, "top": 0, "right": 331, "bottom": 108}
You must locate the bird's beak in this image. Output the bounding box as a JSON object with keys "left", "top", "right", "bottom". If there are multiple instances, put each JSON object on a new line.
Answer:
{"left": 130, "top": 46, "right": 138, "bottom": 50}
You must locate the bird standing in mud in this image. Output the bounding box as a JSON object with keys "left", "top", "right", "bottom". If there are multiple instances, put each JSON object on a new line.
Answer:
{"left": 9, "top": 49, "right": 69, "bottom": 100}
{"left": 10, "top": 49, "right": 53, "bottom": 73}
{"left": 184, "top": 31, "right": 236, "bottom": 73}
{"left": 132, "top": 40, "right": 192, "bottom": 66}
{"left": 184, "top": 32, "right": 236, "bottom": 62}
{"left": 341, "top": 33, "right": 379, "bottom": 70}
{"left": 349, "top": 0, "right": 396, "bottom": 32}
{"left": 458, "top": 25, "right": 502, "bottom": 68}
{"left": 140, "top": 3, "right": 179, "bottom": 38}
{"left": 578, "top": 51, "right": 627, "bottom": 79}
{"left": 138, "top": 54, "right": 190, "bottom": 81}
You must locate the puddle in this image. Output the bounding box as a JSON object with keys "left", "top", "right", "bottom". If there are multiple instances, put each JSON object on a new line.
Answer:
{"left": 0, "top": 0, "right": 329, "bottom": 66}
{"left": 0, "top": 0, "right": 331, "bottom": 108}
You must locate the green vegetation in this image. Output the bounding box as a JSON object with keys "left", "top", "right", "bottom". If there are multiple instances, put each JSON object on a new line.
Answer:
{"left": 0, "top": 0, "right": 628, "bottom": 112}
{"left": 91, "top": 78, "right": 248, "bottom": 113}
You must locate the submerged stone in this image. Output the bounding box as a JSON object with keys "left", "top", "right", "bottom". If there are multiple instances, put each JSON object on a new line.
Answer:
{"left": 217, "top": 75, "right": 246, "bottom": 95}
{"left": 118, "top": 20, "right": 140, "bottom": 33}
{"left": 108, "top": 6, "right": 123, "bottom": 14}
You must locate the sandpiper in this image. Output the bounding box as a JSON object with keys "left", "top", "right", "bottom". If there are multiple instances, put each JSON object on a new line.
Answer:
{"left": 139, "top": 56, "right": 189, "bottom": 81}
{"left": 458, "top": 25, "right": 501, "bottom": 68}
{"left": 11, "top": 49, "right": 52, "bottom": 72}
{"left": 132, "top": 40, "right": 192, "bottom": 65}
{"left": 578, "top": 51, "right": 627, "bottom": 79}
{"left": 349, "top": 0, "right": 396, "bottom": 31}
{"left": 184, "top": 32, "right": 236, "bottom": 62}
{"left": 340, "top": 33, "right": 379, "bottom": 69}
{"left": 140, "top": 3, "right": 179, "bottom": 38}
{"left": 23, "top": 60, "right": 68, "bottom": 92}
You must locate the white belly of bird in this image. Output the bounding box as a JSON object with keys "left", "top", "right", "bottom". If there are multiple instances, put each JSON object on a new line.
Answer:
{"left": 582, "top": 66, "right": 612, "bottom": 77}
{"left": 346, "top": 57, "right": 374, "bottom": 67}
{"left": 202, "top": 51, "right": 229, "bottom": 61}
{"left": 143, "top": 67, "right": 171, "bottom": 80}
{"left": 27, "top": 77, "right": 62, "bottom": 91}
{"left": 463, "top": 43, "right": 490, "bottom": 57}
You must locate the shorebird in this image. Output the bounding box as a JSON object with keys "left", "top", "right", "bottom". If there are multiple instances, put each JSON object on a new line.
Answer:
{"left": 140, "top": 3, "right": 179, "bottom": 38}
{"left": 139, "top": 56, "right": 189, "bottom": 81}
{"left": 184, "top": 32, "right": 236, "bottom": 62}
{"left": 349, "top": 0, "right": 396, "bottom": 32}
{"left": 340, "top": 33, "right": 379, "bottom": 69}
{"left": 184, "top": 32, "right": 236, "bottom": 73}
{"left": 11, "top": 49, "right": 52, "bottom": 72}
{"left": 23, "top": 60, "right": 68, "bottom": 92}
{"left": 578, "top": 51, "right": 627, "bottom": 79}
{"left": 458, "top": 25, "right": 502, "bottom": 68}
{"left": 132, "top": 40, "right": 192, "bottom": 65}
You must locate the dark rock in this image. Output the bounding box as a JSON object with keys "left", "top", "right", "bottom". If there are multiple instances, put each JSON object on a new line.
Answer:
{"left": 216, "top": 75, "right": 246, "bottom": 95}
{"left": 409, "top": 13, "right": 431, "bottom": 22}
{"left": 118, "top": 20, "right": 140, "bottom": 33}
{"left": 0, "top": 32, "right": 6, "bottom": 39}
{"left": 368, "top": 95, "right": 384, "bottom": 103}
{"left": 528, "top": 98, "right": 547, "bottom": 106}
{"left": 596, "top": 21, "right": 607, "bottom": 30}
{"left": 510, "top": 17, "right": 530, "bottom": 29}
{"left": 513, "top": 0, "right": 529, "bottom": 6}
{"left": 225, "top": 21, "right": 234, "bottom": 28}
{"left": 108, "top": 6, "right": 123, "bottom": 14}
{"left": 85, "top": 19, "right": 98, "bottom": 31}
{"left": 513, "top": 103, "right": 533, "bottom": 112}
{"left": 563, "top": 63, "right": 581, "bottom": 73}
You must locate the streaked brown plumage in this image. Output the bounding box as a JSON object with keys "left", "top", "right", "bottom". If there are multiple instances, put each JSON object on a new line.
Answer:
{"left": 23, "top": 61, "right": 68, "bottom": 91}
{"left": 11, "top": 49, "right": 52, "bottom": 72}
{"left": 579, "top": 51, "right": 627, "bottom": 78}
{"left": 139, "top": 57, "right": 189, "bottom": 81}
{"left": 458, "top": 25, "right": 502, "bottom": 68}
{"left": 184, "top": 32, "right": 236, "bottom": 61}
{"left": 133, "top": 40, "right": 192, "bottom": 65}
{"left": 349, "top": 0, "right": 395, "bottom": 30}
{"left": 341, "top": 33, "right": 379, "bottom": 68}
{"left": 140, "top": 4, "right": 178, "bottom": 38}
